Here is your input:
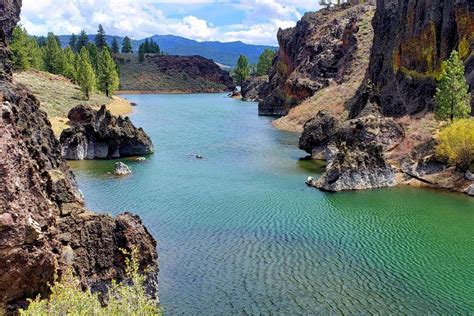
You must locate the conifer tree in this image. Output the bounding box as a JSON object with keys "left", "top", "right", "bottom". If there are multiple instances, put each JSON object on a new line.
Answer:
{"left": 256, "top": 49, "right": 276, "bottom": 76}
{"left": 111, "top": 37, "right": 120, "bottom": 54}
{"left": 233, "top": 55, "right": 250, "bottom": 86}
{"left": 97, "top": 48, "right": 120, "bottom": 98}
{"left": 122, "top": 36, "right": 133, "bottom": 53}
{"left": 37, "top": 36, "right": 47, "bottom": 47}
{"left": 435, "top": 50, "right": 471, "bottom": 122}
{"left": 44, "top": 32, "right": 65, "bottom": 74}
{"left": 62, "top": 46, "right": 77, "bottom": 81}
{"left": 69, "top": 33, "right": 77, "bottom": 52}
{"left": 77, "top": 47, "right": 96, "bottom": 100}
{"left": 86, "top": 42, "right": 99, "bottom": 71}
{"left": 138, "top": 44, "right": 145, "bottom": 63}
{"left": 76, "top": 30, "right": 89, "bottom": 52}
{"left": 95, "top": 24, "right": 107, "bottom": 50}
{"left": 10, "top": 26, "right": 31, "bottom": 70}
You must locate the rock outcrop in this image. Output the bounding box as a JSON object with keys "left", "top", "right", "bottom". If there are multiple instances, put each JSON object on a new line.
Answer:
{"left": 348, "top": 0, "right": 474, "bottom": 118}
{"left": 60, "top": 104, "right": 153, "bottom": 160}
{"left": 114, "top": 162, "right": 132, "bottom": 175}
{"left": 0, "top": 1, "right": 158, "bottom": 312}
{"left": 116, "top": 53, "right": 234, "bottom": 93}
{"left": 258, "top": 1, "right": 375, "bottom": 116}
{"left": 301, "top": 112, "right": 404, "bottom": 191}
{"left": 241, "top": 76, "right": 268, "bottom": 102}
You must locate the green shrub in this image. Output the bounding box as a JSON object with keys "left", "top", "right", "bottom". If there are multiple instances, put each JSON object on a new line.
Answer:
{"left": 20, "top": 248, "right": 161, "bottom": 316}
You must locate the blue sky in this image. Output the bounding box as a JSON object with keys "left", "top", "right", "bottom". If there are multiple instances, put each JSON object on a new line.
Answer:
{"left": 20, "top": 0, "right": 321, "bottom": 45}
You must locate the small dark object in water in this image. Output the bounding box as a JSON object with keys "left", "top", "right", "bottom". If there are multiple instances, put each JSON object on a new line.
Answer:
{"left": 131, "top": 102, "right": 138, "bottom": 106}
{"left": 196, "top": 155, "right": 203, "bottom": 159}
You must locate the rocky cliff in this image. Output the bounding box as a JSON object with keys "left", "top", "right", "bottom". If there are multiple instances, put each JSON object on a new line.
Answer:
{"left": 241, "top": 76, "right": 267, "bottom": 102}
{"left": 60, "top": 104, "right": 153, "bottom": 160}
{"left": 349, "top": 0, "right": 474, "bottom": 117}
{"left": 258, "top": 1, "right": 375, "bottom": 116}
{"left": 0, "top": 0, "right": 158, "bottom": 312}
{"left": 116, "top": 53, "right": 234, "bottom": 93}
{"left": 299, "top": 0, "right": 474, "bottom": 193}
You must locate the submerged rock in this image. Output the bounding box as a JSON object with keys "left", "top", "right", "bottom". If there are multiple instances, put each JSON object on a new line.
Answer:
{"left": 114, "top": 162, "right": 132, "bottom": 175}
{"left": 60, "top": 104, "right": 154, "bottom": 160}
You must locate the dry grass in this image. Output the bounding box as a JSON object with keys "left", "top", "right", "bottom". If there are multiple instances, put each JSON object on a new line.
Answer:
{"left": 14, "top": 70, "right": 132, "bottom": 137}
{"left": 273, "top": 6, "right": 375, "bottom": 133}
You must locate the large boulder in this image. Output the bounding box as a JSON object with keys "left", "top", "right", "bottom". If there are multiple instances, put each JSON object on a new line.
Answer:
{"left": 60, "top": 105, "right": 154, "bottom": 160}
{"left": 258, "top": 1, "right": 375, "bottom": 116}
{"left": 302, "top": 111, "right": 404, "bottom": 191}
{"left": 348, "top": 0, "right": 474, "bottom": 118}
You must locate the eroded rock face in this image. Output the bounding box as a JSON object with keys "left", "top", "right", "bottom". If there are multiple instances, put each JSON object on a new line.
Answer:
{"left": 60, "top": 104, "right": 153, "bottom": 160}
{"left": 241, "top": 76, "right": 268, "bottom": 102}
{"left": 349, "top": 0, "right": 474, "bottom": 118}
{"left": 0, "top": 1, "right": 158, "bottom": 312}
{"left": 301, "top": 111, "right": 404, "bottom": 191}
{"left": 258, "top": 1, "right": 375, "bottom": 116}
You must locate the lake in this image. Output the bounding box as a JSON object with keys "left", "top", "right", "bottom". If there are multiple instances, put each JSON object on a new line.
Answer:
{"left": 69, "top": 93, "right": 474, "bottom": 314}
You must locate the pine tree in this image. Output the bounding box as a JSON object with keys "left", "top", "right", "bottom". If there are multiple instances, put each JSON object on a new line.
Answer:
{"left": 69, "top": 33, "right": 77, "bottom": 52}
{"left": 138, "top": 44, "right": 145, "bottom": 63}
{"left": 233, "top": 55, "right": 250, "bottom": 86}
{"left": 256, "top": 49, "right": 276, "bottom": 76}
{"left": 44, "top": 32, "right": 65, "bottom": 74}
{"left": 62, "top": 46, "right": 77, "bottom": 81}
{"left": 10, "top": 26, "right": 31, "bottom": 70}
{"left": 122, "top": 36, "right": 133, "bottom": 53}
{"left": 97, "top": 48, "right": 120, "bottom": 98}
{"left": 37, "top": 36, "right": 47, "bottom": 47}
{"left": 95, "top": 24, "right": 107, "bottom": 50}
{"left": 86, "top": 42, "right": 99, "bottom": 71}
{"left": 111, "top": 37, "right": 120, "bottom": 54}
{"left": 77, "top": 47, "right": 96, "bottom": 100}
{"left": 76, "top": 30, "right": 89, "bottom": 52}
{"left": 435, "top": 50, "right": 471, "bottom": 122}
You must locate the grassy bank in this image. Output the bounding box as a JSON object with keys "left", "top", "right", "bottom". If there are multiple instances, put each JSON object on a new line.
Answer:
{"left": 14, "top": 70, "right": 132, "bottom": 136}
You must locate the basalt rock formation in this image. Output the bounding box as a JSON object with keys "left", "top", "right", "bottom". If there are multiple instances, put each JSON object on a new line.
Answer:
{"left": 301, "top": 112, "right": 404, "bottom": 191}
{"left": 116, "top": 53, "right": 234, "bottom": 93}
{"left": 0, "top": 0, "right": 158, "bottom": 313}
{"left": 348, "top": 0, "right": 474, "bottom": 118}
{"left": 241, "top": 76, "right": 268, "bottom": 102}
{"left": 60, "top": 104, "right": 153, "bottom": 160}
{"left": 258, "top": 1, "right": 375, "bottom": 116}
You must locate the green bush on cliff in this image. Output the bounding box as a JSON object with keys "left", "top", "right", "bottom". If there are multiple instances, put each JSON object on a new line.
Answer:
{"left": 20, "top": 248, "right": 161, "bottom": 316}
{"left": 436, "top": 119, "right": 474, "bottom": 171}
{"left": 435, "top": 50, "right": 471, "bottom": 122}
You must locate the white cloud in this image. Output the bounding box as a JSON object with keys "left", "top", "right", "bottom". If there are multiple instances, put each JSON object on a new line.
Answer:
{"left": 20, "top": 0, "right": 322, "bottom": 45}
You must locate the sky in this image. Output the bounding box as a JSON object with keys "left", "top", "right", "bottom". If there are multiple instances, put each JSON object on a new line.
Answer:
{"left": 20, "top": 0, "right": 322, "bottom": 46}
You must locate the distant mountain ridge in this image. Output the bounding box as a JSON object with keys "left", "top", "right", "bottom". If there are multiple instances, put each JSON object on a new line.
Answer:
{"left": 57, "top": 34, "right": 277, "bottom": 67}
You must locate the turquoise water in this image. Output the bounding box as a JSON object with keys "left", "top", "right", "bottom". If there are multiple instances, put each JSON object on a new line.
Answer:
{"left": 69, "top": 93, "right": 474, "bottom": 314}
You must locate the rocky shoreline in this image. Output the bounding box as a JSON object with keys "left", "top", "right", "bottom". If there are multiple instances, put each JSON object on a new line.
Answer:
{"left": 262, "top": 0, "right": 474, "bottom": 196}
{"left": 0, "top": 1, "right": 159, "bottom": 312}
